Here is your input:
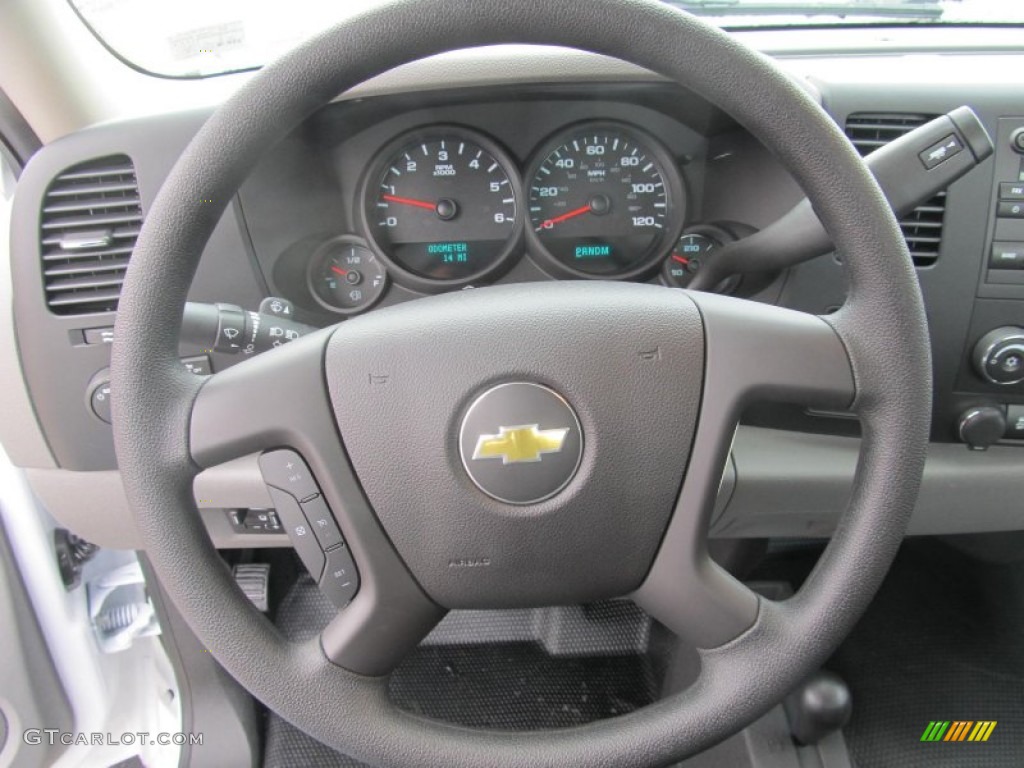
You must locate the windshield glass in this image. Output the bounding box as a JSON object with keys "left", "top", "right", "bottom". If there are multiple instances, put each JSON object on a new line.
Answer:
{"left": 68, "top": 0, "right": 1024, "bottom": 79}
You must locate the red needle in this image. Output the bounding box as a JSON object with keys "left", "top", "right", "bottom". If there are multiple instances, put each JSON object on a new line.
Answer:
{"left": 671, "top": 255, "right": 690, "bottom": 265}
{"left": 540, "top": 204, "right": 592, "bottom": 229}
{"left": 330, "top": 265, "right": 348, "bottom": 276}
{"left": 382, "top": 194, "right": 436, "bottom": 211}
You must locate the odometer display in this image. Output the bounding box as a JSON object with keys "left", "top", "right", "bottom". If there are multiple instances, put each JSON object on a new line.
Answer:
{"left": 363, "top": 128, "right": 521, "bottom": 287}
{"left": 526, "top": 124, "right": 683, "bottom": 278}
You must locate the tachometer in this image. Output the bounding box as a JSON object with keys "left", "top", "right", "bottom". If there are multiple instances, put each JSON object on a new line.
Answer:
{"left": 362, "top": 127, "right": 522, "bottom": 290}
{"left": 525, "top": 123, "right": 684, "bottom": 278}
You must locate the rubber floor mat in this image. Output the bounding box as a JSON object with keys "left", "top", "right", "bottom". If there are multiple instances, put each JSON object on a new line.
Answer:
{"left": 758, "top": 538, "right": 1024, "bottom": 768}
{"left": 263, "top": 576, "right": 656, "bottom": 767}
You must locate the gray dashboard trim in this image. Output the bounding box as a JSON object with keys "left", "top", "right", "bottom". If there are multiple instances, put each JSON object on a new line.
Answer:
{"left": 28, "top": 427, "right": 1024, "bottom": 550}
{"left": 325, "top": 46, "right": 819, "bottom": 105}
{"left": 25, "top": 455, "right": 278, "bottom": 550}
{"left": 0, "top": 177, "right": 55, "bottom": 468}
{"left": 9, "top": 110, "right": 266, "bottom": 472}
{"left": 715, "top": 427, "right": 1024, "bottom": 538}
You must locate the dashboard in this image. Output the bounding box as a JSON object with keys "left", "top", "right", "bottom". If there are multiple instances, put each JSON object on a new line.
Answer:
{"left": 240, "top": 85, "right": 785, "bottom": 327}
{"left": 5, "top": 44, "right": 1024, "bottom": 549}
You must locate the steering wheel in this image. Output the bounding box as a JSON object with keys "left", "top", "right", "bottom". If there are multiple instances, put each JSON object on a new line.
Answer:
{"left": 111, "top": 0, "right": 931, "bottom": 764}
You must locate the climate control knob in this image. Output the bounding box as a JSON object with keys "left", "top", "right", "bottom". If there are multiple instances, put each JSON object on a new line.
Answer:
{"left": 973, "top": 326, "right": 1024, "bottom": 386}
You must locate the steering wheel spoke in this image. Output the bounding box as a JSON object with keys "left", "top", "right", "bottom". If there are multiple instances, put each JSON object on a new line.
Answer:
{"left": 634, "top": 294, "right": 855, "bottom": 649}
{"left": 190, "top": 328, "right": 337, "bottom": 468}
{"left": 190, "top": 329, "right": 444, "bottom": 676}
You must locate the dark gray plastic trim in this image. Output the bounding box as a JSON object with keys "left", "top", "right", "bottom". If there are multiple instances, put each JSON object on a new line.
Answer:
{"left": 715, "top": 426, "right": 1024, "bottom": 538}
{"left": 633, "top": 293, "right": 854, "bottom": 648}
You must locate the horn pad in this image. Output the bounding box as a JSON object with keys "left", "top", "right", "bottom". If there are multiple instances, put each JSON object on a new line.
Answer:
{"left": 326, "top": 281, "right": 704, "bottom": 608}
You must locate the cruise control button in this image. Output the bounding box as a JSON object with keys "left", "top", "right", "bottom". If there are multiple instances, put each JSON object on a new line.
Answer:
{"left": 259, "top": 449, "right": 320, "bottom": 501}
{"left": 320, "top": 545, "right": 359, "bottom": 608}
{"left": 300, "top": 495, "right": 344, "bottom": 551}
{"left": 267, "top": 487, "right": 325, "bottom": 580}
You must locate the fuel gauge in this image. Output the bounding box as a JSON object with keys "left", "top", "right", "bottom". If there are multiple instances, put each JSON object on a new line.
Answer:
{"left": 308, "top": 237, "right": 388, "bottom": 315}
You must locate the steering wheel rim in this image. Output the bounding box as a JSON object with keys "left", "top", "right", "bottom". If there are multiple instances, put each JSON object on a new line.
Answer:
{"left": 111, "top": 0, "right": 931, "bottom": 765}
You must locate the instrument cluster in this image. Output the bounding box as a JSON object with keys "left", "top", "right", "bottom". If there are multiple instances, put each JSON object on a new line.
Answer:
{"left": 308, "top": 119, "right": 737, "bottom": 314}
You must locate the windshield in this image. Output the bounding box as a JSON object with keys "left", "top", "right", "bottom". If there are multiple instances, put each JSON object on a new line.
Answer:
{"left": 68, "top": 0, "right": 1024, "bottom": 79}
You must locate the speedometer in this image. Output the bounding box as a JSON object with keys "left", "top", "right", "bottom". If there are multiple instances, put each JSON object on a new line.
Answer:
{"left": 525, "top": 123, "right": 684, "bottom": 278}
{"left": 362, "top": 127, "right": 522, "bottom": 290}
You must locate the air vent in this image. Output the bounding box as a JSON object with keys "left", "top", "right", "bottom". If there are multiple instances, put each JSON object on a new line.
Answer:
{"left": 844, "top": 113, "right": 945, "bottom": 267}
{"left": 40, "top": 155, "right": 140, "bottom": 315}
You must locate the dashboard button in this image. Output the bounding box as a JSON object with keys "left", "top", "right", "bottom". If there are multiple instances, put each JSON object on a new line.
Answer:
{"left": 300, "top": 495, "right": 344, "bottom": 551}
{"left": 90, "top": 381, "right": 112, "bottom": 424}
{"left": 213, "top": 303, "right": 247, "bottom": 353}
{"left": 990, "top": 243, "right": 1024, "bottom": 270}
{"left": 918, "top": 134, "right": 963, "bottom": 170}
{"left": 1000, "top": 182, "right": 1024, "bottom": 200}
{"left": 259, "top": 449, "right": 320, "bottom": 501}
{"left": 320, "top": 545, "right": 359, "bottom": 608}
{"left": 267, "top": 487, "right": 325, "bottom": 580}
{"left": 957, "top": 406, "right": 1006, "bottom": 451}
{"left": 1012, "top": 127, "right": 1024, "bottom": 155}
{"left": 974, "top": 327, "right": 1024, "bottom": 386}
{"left": 997, "top": 201, "right": 1024, "bottom": 219}
{"left": 181, "top": 355, "right": 212, "bottom": 376}
{"left": 83, "top": 326, "right": 115, "bottom": 345}
{"left": 1006, "top": 406, "right": 1024, "bottom": 440}
{"left": 258, "top": 296, "right": 296, "bottom": 319}
{"left": 986, "top": 344, "right": 1024, "bottom": 385}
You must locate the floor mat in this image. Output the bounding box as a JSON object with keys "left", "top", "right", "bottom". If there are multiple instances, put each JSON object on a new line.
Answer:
{"left": 263, "top": 576, "right": 656, "bottom": 767}
{"left": 388, "top": 643, "right": 655, "bottom": 729}
{"left": 761, "top": 538, "right": 1024, "bottom": 768}
{"left": 267, "top": 539, "right": 1024, "bottom": 767}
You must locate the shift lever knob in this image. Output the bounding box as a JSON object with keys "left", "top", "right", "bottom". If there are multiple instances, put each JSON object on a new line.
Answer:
{"left": 784, "top": 671, "right": 853, "bottom": 746}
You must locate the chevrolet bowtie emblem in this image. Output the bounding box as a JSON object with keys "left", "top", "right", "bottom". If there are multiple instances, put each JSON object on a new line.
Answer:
{"left": 472, "top": 424, "right": 570, "bottom": 465}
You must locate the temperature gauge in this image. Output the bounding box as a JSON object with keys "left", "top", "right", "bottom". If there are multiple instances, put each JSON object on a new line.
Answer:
{"left": 308, "top": 237, "right": 388, "bottom": 315}
{"left": 662, "top": 227, "right": 740, "bottom": 293}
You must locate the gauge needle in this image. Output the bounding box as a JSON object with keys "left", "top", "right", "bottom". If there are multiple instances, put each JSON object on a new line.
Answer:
{"left": 382, "top": 194, "right": 436, "bottom": 211}
{"left": 671, "top": 255, "right": 690, "bottom": 265}
{"left": 330, "top": 265, "right": 348, "bottom": 276}
{"left": 539, "top": 205, "right": 591, "bottom": 230}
